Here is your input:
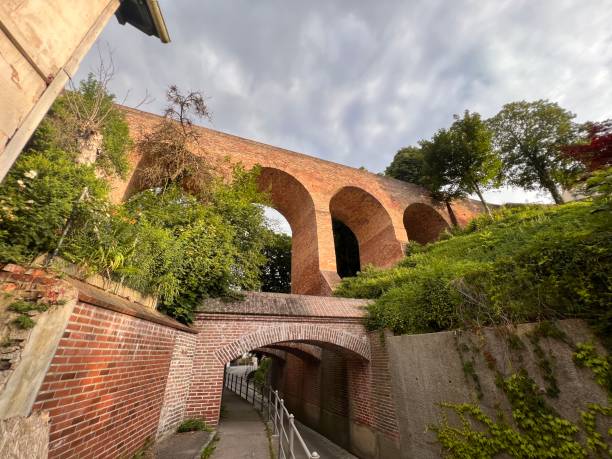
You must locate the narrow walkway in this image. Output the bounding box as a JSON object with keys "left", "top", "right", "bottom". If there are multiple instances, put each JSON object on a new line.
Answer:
{"left": 212, "top": 389, "right": 271, "bottom": 459}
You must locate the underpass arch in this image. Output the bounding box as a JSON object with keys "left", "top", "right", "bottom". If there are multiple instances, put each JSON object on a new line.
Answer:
{"left": 214, "top": 324, "right": 371, "bottom": 365}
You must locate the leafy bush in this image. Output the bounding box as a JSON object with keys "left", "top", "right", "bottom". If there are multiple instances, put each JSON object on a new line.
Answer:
{"left": 0, "top": 148, "right": 108, "bottom": 263}
{"left": 336, "top": 202, "right": 611, "bottom": 343}
{"left": 0, "top": 78, "right": 273, "bottom": 325}
{"left": 30, "top": 73, "right": 131, "bottom": 177}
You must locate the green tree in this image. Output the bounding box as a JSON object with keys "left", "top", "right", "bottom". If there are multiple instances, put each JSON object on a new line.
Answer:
{"left": 418, "top": 111, "right": 500, "bottom": 216}
{"left": 488, "top": 100, "right": 581, "bottom": 204}
{"left": 385, "top": 146, "right": 425, "bottom": 185}
{"left": 260, "top": 231, "right": 292, "bottom": 293}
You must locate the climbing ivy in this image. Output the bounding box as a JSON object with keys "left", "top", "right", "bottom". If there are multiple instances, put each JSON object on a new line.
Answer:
{"left": 432, "top": 326, "right": 612, "bottom": 458}
{"left": 574, "top": 342, "right": 612, "bottom": 395}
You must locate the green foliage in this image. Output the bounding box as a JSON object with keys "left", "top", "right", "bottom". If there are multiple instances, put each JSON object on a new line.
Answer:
{"left": 0, "top": 148, "right": 108, "bottom": 263}
{"left": 31, "top": 73, "right": 131, "bottom": 177}
{"left": 200, "top": 434, "right": 219, "bottom": 459}
{"left": 573, "top": 342, "right": 612, "bottom": 395}
{"left": 582, "top": 166, "right": 612, "bottom": 213}
{"left": 421, "top": 111, "right": 501, "bottom": 213}
{"left": 13, "top": 315, "right": 35, "bottom": 329}
{"left": 336, "top": 202, "right": 612, "bottom": 342}
{"left": 488, "top": 100, "right": 582, "bottom": 204}
{"left": 64, "top": 174, "right": 269, "bottom": 324}
{"left": 253, "top": 357, "right": 272, "bottom": 387}
{"left": 385, "top": 146, "right": 426, "bottom": 184}
{"left": 433, "top": 371, "right": 597, "bottom": 458}
{"left": 177, "top": 418, "right": 210, "bottom": 433}
{"left": 260, "top": 232, "right": 291, "bottom": 293}
{"left": 1, "top": 78, "right": 273, "bottom": 325}
{"left": 8, "top": 301, "right": 48, "bottom": 314}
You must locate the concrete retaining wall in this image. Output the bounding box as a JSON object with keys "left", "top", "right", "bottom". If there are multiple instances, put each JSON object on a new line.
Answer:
{"left": 386, "top": 320, "right": 609, "bottom": 458}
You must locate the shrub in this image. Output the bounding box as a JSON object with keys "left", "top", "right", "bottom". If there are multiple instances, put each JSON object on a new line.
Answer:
{"left": 336, "top": 202, "right": 612, "bottom": 343}
{"left": 13, "top": 315, "right": 35, "bottom": 329}
{"left": 177, "top": 418, "right": 209, "bottom": 433}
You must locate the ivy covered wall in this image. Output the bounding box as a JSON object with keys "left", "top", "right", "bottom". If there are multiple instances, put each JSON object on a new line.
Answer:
{"left": 385, "top": 320, "right": 610, "bottom": 458}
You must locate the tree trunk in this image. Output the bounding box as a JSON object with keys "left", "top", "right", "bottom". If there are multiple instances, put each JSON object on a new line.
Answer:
{"left": 473, "top": 183, "right": 492, "bottom": 216}
{"left": 445, "top": 201, "right": 459, "bottom": 227}
{"left": 546, "top": 182, "right": 564, "bottom": 205}
{"left": 538, "top": 169, "right": 565, "bottom": 204}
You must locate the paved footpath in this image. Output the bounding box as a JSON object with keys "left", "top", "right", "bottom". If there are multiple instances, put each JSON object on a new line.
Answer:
{"left": 212, "top": 389, "right": 271, "bottom": 459}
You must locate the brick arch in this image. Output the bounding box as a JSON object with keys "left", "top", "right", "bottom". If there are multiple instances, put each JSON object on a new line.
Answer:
{"left": 215, "top": 324, "right": 370, "bottom": 364}
{"left": 403, "top": 202, "right": 450, "bottom": 244}
{"left": 329, "top": 186, "right": 404, "bottom": 269}
{"left": 257, "top": 167, "right": 321, "bottom": 295}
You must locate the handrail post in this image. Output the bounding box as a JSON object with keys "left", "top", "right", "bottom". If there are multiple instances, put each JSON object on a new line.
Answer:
{"left": 288, "top": 414, "right": 295, "bottom": 458}
{"left": 274, "top": 390, "right": 279, "bottom": 434}
{"left": 279, "top": 398, "right": 285, "bottom": 457}
{"left": 240, "top": 376, "right": 243, "bottom": 398}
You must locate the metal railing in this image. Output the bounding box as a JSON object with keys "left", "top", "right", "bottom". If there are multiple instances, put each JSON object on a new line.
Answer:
{"left": 225, "top": 371, "right": 320, "bottom": 459}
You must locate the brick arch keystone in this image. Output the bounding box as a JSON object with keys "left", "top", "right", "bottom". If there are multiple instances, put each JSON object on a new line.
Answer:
{"left": 215, "top": 324, "right": 370, "bottom": 364}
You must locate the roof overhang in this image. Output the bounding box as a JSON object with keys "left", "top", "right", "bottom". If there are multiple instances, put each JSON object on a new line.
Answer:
{"left": 115, "top": 0, "right": 170, "bottom": 43}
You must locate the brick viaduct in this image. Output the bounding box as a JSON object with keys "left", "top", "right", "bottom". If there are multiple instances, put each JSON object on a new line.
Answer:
{"left": 110, "top": 107, "right": 482, "bottom": 295}
{"left": 92, "top": 107, "right": 483, "bottom": 458}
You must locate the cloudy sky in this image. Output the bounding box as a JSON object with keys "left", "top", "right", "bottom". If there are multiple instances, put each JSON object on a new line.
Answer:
{"left": 76, "top": 0, "right": 612, "bottom": 208}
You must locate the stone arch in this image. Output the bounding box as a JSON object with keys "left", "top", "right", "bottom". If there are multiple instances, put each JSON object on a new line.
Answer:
{"left": 403, "top": 202, "right": 450, "bottom": 244}
{"left": 329, "top": 186, "right": 403, "bottom": 270}
{"left": 214, "top": 324, "right": 370, "bottom": 364}
{"left": 257, "top": 167, "right": 321, "bottom": 294}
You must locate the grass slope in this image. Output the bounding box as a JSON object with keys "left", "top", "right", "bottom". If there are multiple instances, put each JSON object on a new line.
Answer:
{"left": 335, "top": 202, "right": 611, "bottom": 343}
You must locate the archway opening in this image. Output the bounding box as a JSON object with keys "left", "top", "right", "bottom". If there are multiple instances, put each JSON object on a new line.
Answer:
{"left": 223, "top": 338, "right": 361, "bottom": 453}
{"left": 260, "top": 206, "right": 292, "bottom": 293}
{"left": 403, "top": 203, "right": 450, "bottom": 244}
{"left": 329, "top": 186, "right": 403, "bottom": 270}
{"left": 332, "top": 218, "right": 360, "bottom": 278}
{"left": 257, "top": 167, "right": 321, "bottom": 294}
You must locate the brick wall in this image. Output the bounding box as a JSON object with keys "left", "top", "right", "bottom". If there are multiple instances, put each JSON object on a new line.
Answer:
{"left": 32, "top": 301, "right": 194, "bottom": 459}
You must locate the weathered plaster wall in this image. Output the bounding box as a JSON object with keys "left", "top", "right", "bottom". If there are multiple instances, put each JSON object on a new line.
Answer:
{"left": 0, "top": 0, "right": 121, "bottom": 180}
{"left": 386, "top": 320, "right": 610, "bottom": 459}
{"left": 0, "top": 411, "right": 49, "bottom": 459}
{"left": 0, "top": 265, "right": 78, "bottom": 418}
